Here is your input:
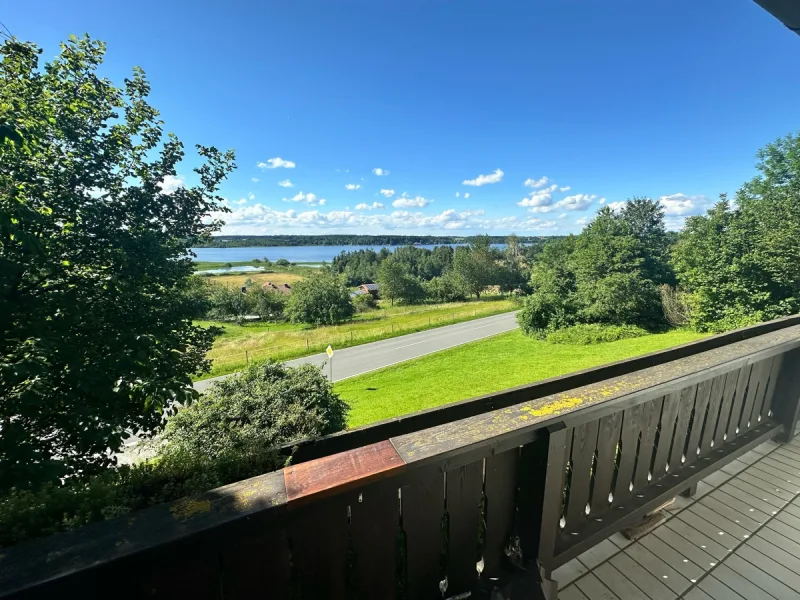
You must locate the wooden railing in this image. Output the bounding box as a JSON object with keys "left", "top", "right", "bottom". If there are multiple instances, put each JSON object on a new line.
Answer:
{"left": 4, "top": 317, "right": 800, "bottom": 600}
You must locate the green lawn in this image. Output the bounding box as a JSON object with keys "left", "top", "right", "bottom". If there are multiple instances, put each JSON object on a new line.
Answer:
{"left": 336, "top": 329, "right": 708, "bottom": 428}
{"left": 198, "top": 298, "right": 517, "bottom": 378}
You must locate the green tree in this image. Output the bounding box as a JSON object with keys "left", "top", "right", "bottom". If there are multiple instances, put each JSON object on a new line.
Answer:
{"left": 451, "top": 242, "right": 494, "bottom": 299}
{"left": 246, "top": 285, "right": 286, "bottom": 321}
{"left": 208, "top": 284, "right": 250, "bottom": 324}
{"left": 673, "top": 131, "right": 800, "bottom": 331}
{"left": 620, "top": 197, "right": 673, "bottom": 285}
{"left": 286, "top": 269, "right": 354, "bottom": 325}
{"left": 0, "top": 36, "right": 234, "bottom": 490}
{"left": 377, "top": 259, "right": 408, "bottom": 306}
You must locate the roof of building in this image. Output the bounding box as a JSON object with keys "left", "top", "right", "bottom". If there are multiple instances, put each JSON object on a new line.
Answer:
{"left": 361, "top": 283, "right": 379, "bottom": 291}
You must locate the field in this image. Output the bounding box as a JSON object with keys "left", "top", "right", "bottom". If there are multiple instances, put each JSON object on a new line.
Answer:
{"left": 198, "top": 298, "right": 517, "bottom": 378}
{"left": 200, "top": 271, "right": 305, "bottom": 288}
{"left": 336, "top": 328, "right": 708, "bottom": 428}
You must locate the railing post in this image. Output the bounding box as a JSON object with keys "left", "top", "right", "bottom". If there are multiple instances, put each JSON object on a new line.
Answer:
{"left": 516, "top": 424, "right": 568, "bottom": 600}
{"left": 772, "top": 348, "right": 800, "bottom": 443}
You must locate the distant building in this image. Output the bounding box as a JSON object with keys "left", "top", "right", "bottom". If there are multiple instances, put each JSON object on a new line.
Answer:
{"left": 262, "top": 282, "right": 292, "bottom": 295}
{"left": 359, "top": 283, "right": 379, "bottom": 297}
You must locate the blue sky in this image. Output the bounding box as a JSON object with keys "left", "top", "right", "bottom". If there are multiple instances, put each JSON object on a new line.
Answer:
{"left": 6, "top": 0, "right": 800, "bottom": 235}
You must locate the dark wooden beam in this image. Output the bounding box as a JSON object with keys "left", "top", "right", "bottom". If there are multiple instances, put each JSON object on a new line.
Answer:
{"left": 755, "top": 0, "right": 800, "bottom": 33}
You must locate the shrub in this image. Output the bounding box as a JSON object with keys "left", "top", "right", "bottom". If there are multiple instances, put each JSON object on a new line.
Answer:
{"left": 0, "top": 361, "right": 347, "bottom": 548}
{"left": 162, "top": 361, "right": 348, "bottom": 461}
{"left": 545, "top": 323, "right": 649, "bottom": 345}
{"left": 424, "top": 274, "right": 466, "bottom": 303}
{"left": 353, "top": 293, "right": 378, "bottom": 312}
{"left": 246, "top": 286, "right": 286, "bottom": 321}
{"left": 207, "top": 283, "right": 249, "bottom": 323}
{"left": 276, "top": 258, "right": 290, "bottom": 266}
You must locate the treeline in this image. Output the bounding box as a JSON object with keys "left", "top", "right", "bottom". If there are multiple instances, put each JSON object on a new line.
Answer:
{"left": 518, "top": 131, "right": 800, "bottom": 338}
{"left": 193, "top": 234, "right": 552, "bottom": 248}
{"left": 332, "top": 236, "right": 546, "bottom": 305}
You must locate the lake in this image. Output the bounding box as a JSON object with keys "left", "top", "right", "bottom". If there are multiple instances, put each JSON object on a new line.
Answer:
{"left": 191, "top": 244, "right": 502, "bottom": 264}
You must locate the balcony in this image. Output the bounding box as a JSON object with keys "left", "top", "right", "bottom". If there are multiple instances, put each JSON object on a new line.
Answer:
{"left": 3, "top": 316, "right": 800, "bottom": 599}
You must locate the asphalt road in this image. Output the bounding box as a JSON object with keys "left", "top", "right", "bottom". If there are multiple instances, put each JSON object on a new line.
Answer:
{"left": 193, "top": 310, "right": 519, "bottom": 391}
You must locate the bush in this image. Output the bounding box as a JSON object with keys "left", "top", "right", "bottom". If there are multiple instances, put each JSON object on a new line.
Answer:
{"left": 353, "top": 293, "right": 378, "bottom": 312}
{"left": 0, "top": 361, "right": 347, "bottom": 549}
{"left": 287, "top": 270, "right": 355, "bottom": 325}
{"left": 207, "top": 283, "right": 249, "bottom": 323}
{"left": 659, "top": 285, "right": 692, "bottom": 327}
{"left": 545, "top": 324, "right": 649, "bottom": 345}
{"left": 276, "top": 258, "right": 290, "bottom": 266}
{"left": 163, "top": 361, "right": 348, "bottom": 460}
{"left": 246, "top": 285, "right": 286, "bottom": 321}
{"left": 516, "top": 291, "right": 575, "bottom": 339}
{"left": 424, "top": 274, "right": 466, "bottom": 303}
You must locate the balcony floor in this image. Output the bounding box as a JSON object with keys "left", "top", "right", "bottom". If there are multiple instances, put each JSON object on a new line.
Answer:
{"left": 556, "top": 429, "right": 800, "bottom": 600}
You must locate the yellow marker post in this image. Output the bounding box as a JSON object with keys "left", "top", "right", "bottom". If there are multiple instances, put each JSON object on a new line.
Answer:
{"left": 326, "top": 345, "right": 334, "bottom": 380}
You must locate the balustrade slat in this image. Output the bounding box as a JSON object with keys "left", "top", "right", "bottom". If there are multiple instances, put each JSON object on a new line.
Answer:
{"left": 219, "top": 519, "right": 290, "bottom": 600}
{"left": 482, "top": 448, "right": 520, "bottom": 578}
{"left": 402, "top": 467, "right": 445, "bottom": 600}
{"left": 566, "top": 421, "right": 600, "bottom": 528}
{"left": 750, "top": 356, "right": 777, "bottom": 427}
{"left": 349, "top": 481, "right": 399, "bottom": 600}
{"left": 727, "top": 364, "right": 754, "bottom": 442}
{"left": 669, "top": 385, "right": 698, "bottom": 472}
{"left": 738, "top": 360, "right": 767, "bottom": 434}
{"left": 699, "top": 374, "right": 726, "bottom": 456}
{"left": 289, "top": 498, "right": 350, "bottom": 599}
{"left": 590, "top": 411, "right": 623, "bottom": 515}
{"left": 713, "top": 369, "right": 742, "bottom": 448}
{"left": 445, "top": 461, "right": 484, "bottom": 595}
{"left": 685, "top": 379, "right": 713, "bottom": 465}
{"left": 652, "top": 391, "right": 679, "bottom": 482}
{"left": 613, "top": 403, "right": 644, "bottom": 504}
{"left": 633, "top": 396, "right": 663, "bottom": 490}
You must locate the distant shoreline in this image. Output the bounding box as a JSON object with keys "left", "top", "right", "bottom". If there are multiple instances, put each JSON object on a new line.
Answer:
{"left": 193, "top": 234, "right": 554, "bottom": 248}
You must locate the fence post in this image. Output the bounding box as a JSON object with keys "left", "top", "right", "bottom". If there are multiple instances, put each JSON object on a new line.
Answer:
{"left": 306, "top": 338, "right": 309, "bottom": 350}
{"left": 772, "top": 348, "right": 800, "bottom": 442}
{"left": 245, "top": 350, "right": 249, "bottom": 364}
{"left": 350, "top": 331, "right": 353, "bottom": 342}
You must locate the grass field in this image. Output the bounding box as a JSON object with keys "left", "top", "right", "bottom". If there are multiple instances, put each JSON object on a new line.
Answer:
{"left": 198, "top": 298, "right": 517, "bottom": 378}
{"left": 336, "top": 329, "right": 708, "bottom": 428}
{"left": 201, "top": 271, "right": 305, "bottom": 288}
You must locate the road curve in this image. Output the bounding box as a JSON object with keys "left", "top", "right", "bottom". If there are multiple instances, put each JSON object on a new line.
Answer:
{"left": 194, "top": 310, "right": 519, "bottom": 391}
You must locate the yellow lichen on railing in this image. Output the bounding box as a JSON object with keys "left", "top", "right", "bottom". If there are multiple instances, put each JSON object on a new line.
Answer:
{"left": 170, "top": 498, "right": 212, "bottom": 520}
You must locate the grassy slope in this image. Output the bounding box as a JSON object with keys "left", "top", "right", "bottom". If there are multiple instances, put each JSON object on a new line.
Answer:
{"left": 202, "top": 271, "right": 305, "bottom": 288}
{"left": 199, "top": 298, "right": 517, "bottom": 378}
{"left": 336, "top": 329, "right": 708, "bottom": 428}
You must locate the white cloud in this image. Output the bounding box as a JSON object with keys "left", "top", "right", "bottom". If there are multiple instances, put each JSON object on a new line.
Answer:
{"left": 345, "top": 184, "right": 361, "bottom": 190}
{"left": 607, "top": 201, "right": 626, "bottom": 212}
{"left": 463, "top": 168, "right": 503, "bottom": 186}
{"left": 658, "top": 193, "right": 710, "bottom": 216}
{"left": 158, "top": 175, "right": 185, "bottom": 195}
{"left": 575, "top": 217, "right": 588, "bottom": 226}
{"left": 257, "top": 157, "right": 296, "bottom": 169}
{"left": 278, "top": 179, "right": 294, "bottom": 188}
{"left": 372, "top": 167, "right": 390, "bottom": 176}
{"left": 524, "top": 176, "right": 550, "bottom": 189}
{"left": 213, "top": 203, "right": 565, "bottom": 234}
{"left": 455, "top": 192, "right": 460, "bottom": 198}
{"left": 559, "top": 213, "right": 567, "bottom": 219}
{"left": 379, "top": 189, "right": 395, "bottom": 198}
{"left": 554, "top": 193, "right": 598, "bottom": 211}
{"left": 392, "top": 196, "right": 432, "bottom": 208}
{"left": 248, "top": 193, "right": 255, "bottom": 201}
{"left": 464, "top": 192, "right": 470, "bottom": 199}
{"left": 598, "top": 198, "right": 606, "bottom": 204}
{"left": 355, "top": 202, "right": 384, "bottom": 211}
{"left": 518, "top": 189, "right": 556, "bottom": 212}
{"left": 285, "top": 191, "right": 326, "bottom": 206}
{"left": 235, "top": 198, "right": 247, "bottom": 205}
{"left": 560, "top": 186, "right": 571, "bottom": 192}
{"left": 252, "top": 177, "right": 260, "bottom": 183}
